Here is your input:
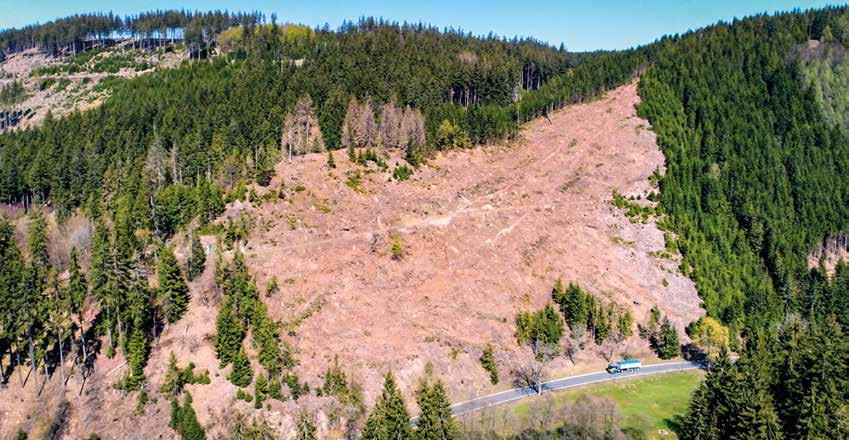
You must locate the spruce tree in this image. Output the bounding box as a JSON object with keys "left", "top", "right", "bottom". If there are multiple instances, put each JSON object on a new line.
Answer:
{"left": 414, "top": 379, "right": 458, "bottom": 440}
{"left": 559, "top": 281, "right": 589, "bottom": 331}
{"left": 67, "top": 248, "right": 87, "bottom": 316}
{"left": 187, "top": 233, "right": 206, "bottom": 280}
{"left": 169, "top": 398, "right": 182, "bottom": 430}
{"left": 656, "top": 318, "right": 681, "bottom": 359}
{"left": 363, "top": 372, "right": 412, "bottom": 440}
{"left": 158, "top": 246, "right": 190, "bottom": 323}
{"left": 161, "top": 352, "right": 182, "bottom": 395}
{"left": 479, "top": 344, "right": 498, "bottom": 385}
{"left": 255, "top": 373, "right": 268, "bottom": 409}
{"left": 214, "top": 297, "right": 244, "bottom": 367}
{"left": 123, "top": 315, "right": 148, "bottom": 390}
{"left": 230, "top": 348, "right": 253, "bottom": 388}
{"left": 27, "top": 210, "right": 49, "bottom": 274}
{"left": 178, "top": 392, "right": 206, "bottom": 440}
{"left": 327, "top": 150, "right": 336, "bottom": 169}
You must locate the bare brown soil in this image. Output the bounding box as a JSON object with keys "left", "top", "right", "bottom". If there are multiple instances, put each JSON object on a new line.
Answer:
{"left": 0, "top": 82, "right": 703, "bottom": 439}
{"left": 0, "top": 46, "right": 186, "bottom": 132}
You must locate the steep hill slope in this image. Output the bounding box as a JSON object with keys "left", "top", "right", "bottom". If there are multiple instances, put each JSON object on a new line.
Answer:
{"left": 0, "top": 45, "right": 186, "bottom": 132}
{"left": 241, "top": 81, "right": 701, "bottom": 394}
{"left": 0, "top": 81, "right": 701, "bottom": 438}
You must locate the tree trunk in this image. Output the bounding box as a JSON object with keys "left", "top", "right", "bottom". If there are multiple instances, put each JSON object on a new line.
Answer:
{"left": 80, "top": 326, "right": 88, "bottom": 366}
{"left": 57, "top": 333, "right": 65, "bottom": 386}
{"left": 152, "top": 309, "right": 158, "bottom": 342}
{"left": 43, "top": 356, "right": 49, "bottom": 388}
{"left": 15, "top": 340, "right": 23, "bottom": 387}
{"left": 27, "top": 331, "right": 37, "bottom": 380}
{"left": 0, "top": 345, "right": 5, "bottom": 385}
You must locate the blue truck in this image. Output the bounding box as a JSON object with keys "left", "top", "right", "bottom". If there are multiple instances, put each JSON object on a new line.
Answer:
{"left": 607, "top": 359, "right": 642, "bottom": 374}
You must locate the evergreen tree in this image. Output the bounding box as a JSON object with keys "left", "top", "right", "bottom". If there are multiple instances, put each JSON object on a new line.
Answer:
{"left": 251, "top": 301, "right": 282, "bottom": 376}
{"left": 230, "top": 348, "right": 253, "bottom": 388}
{"left": 214, "top": 297, "right": 244, "bottom": 367}
{"left": 122, "top": 315, "right": 149, "bottom": 390}
{"left": 186, "top": 232, "right": 206, "bottom": 280}
{"left": 254, "top": 373, "right": 268, "bottom": 409}
{"left": 414, "top": 379, "right": 458, "bottom": 440}
{"left": 479, "top": 344, "right": 498, "bottom": 385}
{"left": 27, "top": 210, "right": 49, "bottom": 274}
{"left": 774, "top": 319, "right": 849, "bottom": 438}
{"left": 170, "top": 398, "right": 182, "bottom": 431}
{"left": 327, "top": 150, "right": 336, "bottom": 169}
{"left": 363, "top": 372, "right": 412, "bottom": 440}
{"left": 158, "top": 246, "right": 190, "bottom": 323}
{"left": 67, "top": 248, "right": 87, "bottom": 317}
{"left": 172, "top": 391, "right": 206, "bottom": 440}
{"left": 162, "top": 352, "right": 183, "bottom": 396}
{"left": 655, "top": 318, "right": 680, "bottom": 360}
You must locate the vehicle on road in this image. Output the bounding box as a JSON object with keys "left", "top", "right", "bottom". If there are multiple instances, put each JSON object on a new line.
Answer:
{"left": 607, "top": 359, "right": 642, "bottom": 374}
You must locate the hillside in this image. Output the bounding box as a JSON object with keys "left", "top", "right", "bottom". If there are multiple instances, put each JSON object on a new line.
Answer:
{"left": 0, "top": 80, "right": 701, "bottom": 439}
{"left": 4, "top": 5, "right": 849, "bottom": 440}
{"left": 0, "top": 44, "right": 186, "bottom": 131}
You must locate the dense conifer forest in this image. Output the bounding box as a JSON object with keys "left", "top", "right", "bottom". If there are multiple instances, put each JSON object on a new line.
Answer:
{"left": 638, "top": 7, "right": 849, "bottom": 437}
{"left": 4, "top": 5, "right": 849, "bottom": 438}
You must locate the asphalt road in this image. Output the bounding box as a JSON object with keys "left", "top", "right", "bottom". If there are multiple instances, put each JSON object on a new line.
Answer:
{"left": 450, "top": 360, "right": 706, "bottom": 416}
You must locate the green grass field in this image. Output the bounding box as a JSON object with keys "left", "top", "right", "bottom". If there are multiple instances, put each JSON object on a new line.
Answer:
{"left": 477, "top": 371, "right": 703, "bottom": 439}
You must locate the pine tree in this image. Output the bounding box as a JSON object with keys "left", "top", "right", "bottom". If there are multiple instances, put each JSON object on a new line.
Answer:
{"left": 363, "top": 372, "right": 412, "bottom": 440}
{"left": 158, "top": 246, "right": 190, "bottom": 323}
{"left": 230, "top": 348, "right": 253, "bottom": 388}
{"left": 414, "top": 379, "right": 458, "bottom": 440}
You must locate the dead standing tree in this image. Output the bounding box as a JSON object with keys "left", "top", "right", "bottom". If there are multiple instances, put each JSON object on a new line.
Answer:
{"left": 282, "top": 95, "right": 325, "bottom": 161}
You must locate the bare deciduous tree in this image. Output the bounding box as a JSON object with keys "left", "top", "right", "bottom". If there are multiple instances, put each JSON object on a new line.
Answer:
{"left": 564, "top": 327, "right": 586, "bottom": 364}
{"left": 512, "top": 359, "right": 544, "bottom": 394}
{"left": 563, "top": 396, "right": 627, "bottom": 440}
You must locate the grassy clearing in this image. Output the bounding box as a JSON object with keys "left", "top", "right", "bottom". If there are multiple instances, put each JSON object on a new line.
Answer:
{"left": 470, "top": 371, "right": 702, "bottom": 439}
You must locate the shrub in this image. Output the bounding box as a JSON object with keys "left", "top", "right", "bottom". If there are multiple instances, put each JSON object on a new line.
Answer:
{"left": 392, "top": 164, "right": 413, "bottom": 181}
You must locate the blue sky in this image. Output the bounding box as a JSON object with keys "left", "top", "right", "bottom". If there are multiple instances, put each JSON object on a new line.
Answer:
{"left": 0, "top": 1, "right": 840, "bottom": 51}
